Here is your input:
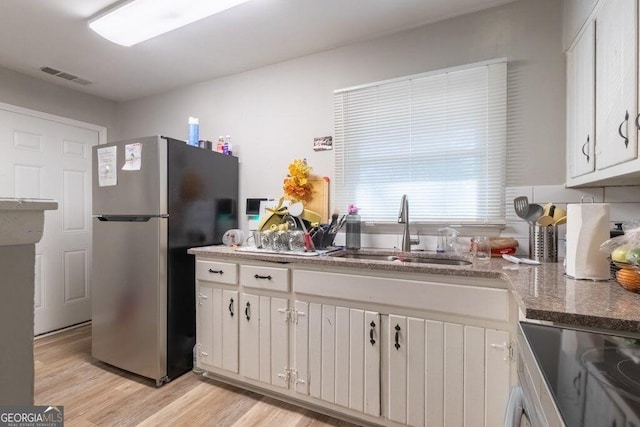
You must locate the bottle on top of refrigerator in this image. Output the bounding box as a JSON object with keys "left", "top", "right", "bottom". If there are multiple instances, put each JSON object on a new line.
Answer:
{"left": 223, "top": 135, "right": 231, "bottom": 155}
{"left": 188, "top": 117, "right": 199, "bottom": 147}
{"left": 216, "top": 136, "right": 224, "bottom": 153}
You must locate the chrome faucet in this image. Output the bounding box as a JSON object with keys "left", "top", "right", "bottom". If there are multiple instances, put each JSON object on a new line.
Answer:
{"left": 398, "top": 194, "right": 418, "bottom": 252}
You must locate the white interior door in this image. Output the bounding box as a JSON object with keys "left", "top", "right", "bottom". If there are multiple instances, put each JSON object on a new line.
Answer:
{"left": 0, "top": 104, "right": 101, "bottom": 335}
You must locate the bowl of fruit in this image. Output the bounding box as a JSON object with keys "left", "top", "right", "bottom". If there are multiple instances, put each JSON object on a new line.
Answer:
{"left": 610, "top": 244, "right": 640, "bottom": 292}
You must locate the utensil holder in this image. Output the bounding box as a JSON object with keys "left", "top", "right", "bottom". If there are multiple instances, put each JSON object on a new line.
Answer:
{"left": 529, "top": 225, "right": 558, "bottom": 262}
{"left": 312, "top": 229, "right": 336, "bottom": 249}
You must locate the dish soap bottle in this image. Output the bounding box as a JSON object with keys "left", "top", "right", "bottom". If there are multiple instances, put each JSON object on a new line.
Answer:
{"left": 346, "top": 204, "right": 361, "bottom": 250}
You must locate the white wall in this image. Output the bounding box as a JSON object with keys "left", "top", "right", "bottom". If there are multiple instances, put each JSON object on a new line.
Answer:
{"left": 117, "top": 0, "right": 566, "bottom": 231}
{"left": 0, "top": 66, "right": 118, "bottom": 138}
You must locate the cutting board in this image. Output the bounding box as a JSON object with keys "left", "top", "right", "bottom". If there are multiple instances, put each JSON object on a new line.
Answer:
{"left": 305, "top": 176, "right": 329, "bottom": 223}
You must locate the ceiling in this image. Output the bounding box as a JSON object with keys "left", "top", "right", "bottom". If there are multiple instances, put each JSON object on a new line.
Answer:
{"left": 0, "top": 0, "right": 513, "bottom": 103}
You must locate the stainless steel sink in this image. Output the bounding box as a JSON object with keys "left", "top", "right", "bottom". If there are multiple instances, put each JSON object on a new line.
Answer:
{"left": 395, "top": 256, "right": 472, "bottom": 266}
{"left": 334, "top": 252, "right": 472, "bottom": 266}
{"left": 337, "top": 253, "right": 398, "bottom": 261}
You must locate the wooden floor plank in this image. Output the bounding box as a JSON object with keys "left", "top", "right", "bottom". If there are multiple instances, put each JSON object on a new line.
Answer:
{"left": 34, "top": 325, "right": 359, "bottom": 427}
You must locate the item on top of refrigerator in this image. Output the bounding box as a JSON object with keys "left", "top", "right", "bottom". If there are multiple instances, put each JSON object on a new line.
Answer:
{"left": 188, "top": 117, "right": 199, "bottom": 147}
{"left": 223, "top": 135, "right": 232, "bottom": 155}
{"left": 216, "top": 136, "right": 224, "bottom": 153}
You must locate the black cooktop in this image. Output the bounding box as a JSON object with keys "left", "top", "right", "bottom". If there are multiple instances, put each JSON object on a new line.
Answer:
{"left": 521, "top": 322, "right": 640, "bottom": 427}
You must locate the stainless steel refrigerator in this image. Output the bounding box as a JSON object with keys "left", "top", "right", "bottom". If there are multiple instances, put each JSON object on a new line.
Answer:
{"left": 91, "top": 135, "right": 238, "bottom": 386}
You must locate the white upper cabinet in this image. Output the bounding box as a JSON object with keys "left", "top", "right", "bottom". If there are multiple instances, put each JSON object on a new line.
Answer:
{"left": 567, "top": 20, "right": 596, "bottom": 179}
{"left": 566, "top": 0, "right": 640, "bottom": 187}
{"left": 563, "top": 0, "right": 599, "bottom": 50}
{"left": 595, "top": 0, "right": 638, "bottom": 170}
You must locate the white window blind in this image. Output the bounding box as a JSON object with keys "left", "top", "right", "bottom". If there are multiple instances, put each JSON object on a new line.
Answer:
{"left": 334, "top": 60, "right": 507, "bottom": 225}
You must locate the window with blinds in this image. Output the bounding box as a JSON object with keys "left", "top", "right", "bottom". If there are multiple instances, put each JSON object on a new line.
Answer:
{"left": 334, "top": 60, "right": 507, "bottom": 225}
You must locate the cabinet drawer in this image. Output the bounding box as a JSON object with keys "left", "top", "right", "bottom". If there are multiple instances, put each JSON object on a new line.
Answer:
{"left": 240, "top": 264, "right": 290, "bottom": 292}
{"left": 196, "top": 260, "right": 238, "bottom": 285}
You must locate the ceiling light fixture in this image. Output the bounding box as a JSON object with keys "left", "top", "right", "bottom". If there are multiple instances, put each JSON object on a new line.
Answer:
{"left": 89, "top": 0, "right": 252, "bottom": 47}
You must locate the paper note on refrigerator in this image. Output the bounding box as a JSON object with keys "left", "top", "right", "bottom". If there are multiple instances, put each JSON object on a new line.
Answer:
{"left": 122, "top": 142, "right": 142, "bottom": 171}
{"left": 97, "top": 146, "right": 117, "bottom": 187}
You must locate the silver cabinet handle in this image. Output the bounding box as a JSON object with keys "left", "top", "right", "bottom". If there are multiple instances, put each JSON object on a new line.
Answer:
{"left": 618, "top": 110, "right": 629, "bottom": 148}
{"left": 581, "top": 135, "right": 590, "bottom": 163}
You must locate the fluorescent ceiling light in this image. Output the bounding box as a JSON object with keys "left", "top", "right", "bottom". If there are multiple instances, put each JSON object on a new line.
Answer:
{"left": 89, "top": 0, "right": 251, "bottom": 47}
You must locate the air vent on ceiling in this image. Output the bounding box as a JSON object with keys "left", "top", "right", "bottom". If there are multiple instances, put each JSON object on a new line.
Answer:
{"left": 39, "top": 66, "right": 92, "bottom": 86}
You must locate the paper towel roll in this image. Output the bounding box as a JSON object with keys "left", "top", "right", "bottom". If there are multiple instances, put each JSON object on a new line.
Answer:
{"left": 565, "top": 203, "right": 610, "bottom": 280}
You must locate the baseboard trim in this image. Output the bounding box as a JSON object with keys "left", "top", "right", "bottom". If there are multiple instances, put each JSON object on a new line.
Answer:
{"left": 35, "top": 320, "right": 91, "bottom": 340}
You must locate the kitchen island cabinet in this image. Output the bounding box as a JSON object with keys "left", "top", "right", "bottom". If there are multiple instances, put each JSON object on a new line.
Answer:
{"left": 0, "top": 198, "right": 57, "bottom": 405}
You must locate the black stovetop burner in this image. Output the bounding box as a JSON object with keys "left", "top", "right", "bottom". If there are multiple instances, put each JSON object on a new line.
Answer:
{"left": 521, "top": 322, "right": 640, "bottom": 427}
{"left": 581, "top": 346, "right": 640, "bottom": 404}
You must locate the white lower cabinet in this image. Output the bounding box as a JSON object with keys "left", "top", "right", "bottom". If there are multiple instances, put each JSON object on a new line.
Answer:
{"left": 197, "top": 284, "right": 238, "bottom": 373}
{"left": 195, "top": 258, "right": 514, "bottom": 427}
{"left": 239, "top": 292, "right": 290, "bottom": 388}
{"left": 294, "top": 301, "right": 381, "bottom": 417}
{"left": 387, "top": 316, "right": 510, "bottom": 427}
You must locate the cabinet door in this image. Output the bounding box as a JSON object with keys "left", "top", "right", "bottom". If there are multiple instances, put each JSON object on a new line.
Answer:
{"left": 595, "top": 0, "right": 638, "bottom": 170}
{"left": 270, "top": 297, "right": 289, "bottom": 388}
{"left": 221, "top": 289, "right": 239, "bottom": 373}
{"left": 387, "top": 316, "right": 510, "bottom": 427}
{"left": 485, "top": 329, "right": 511, "bottom": 427}
{"left": 567, "top": 20, "right": 595, "bottom": 178}
{"left": 196, "top": 285, "right": 214, "bottom": 369}
{"left": 196, "top": 285, "right": 238, "bottom": 374}
{"left": 363, "top": 311, "right": 381, "bottom": 417}
{"left": 293, "top": 300, "right": 309, "bottom": 395}
{"left": 388, "top": 315, "right": 408, "bottom": 424}
{"left": 294, "top": 301, "right": 380, "bottom": 416}
{"left": 240, "top": 293, "right": 260, "bottom": 380}
{"left": 239, "top": 293, "right": 289, "bottom": 388}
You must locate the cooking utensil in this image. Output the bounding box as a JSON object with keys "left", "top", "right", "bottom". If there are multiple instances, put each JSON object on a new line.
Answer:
{"left": 552, "top": 206, "right": 567, "bottom": 221}
{"left": 525, "top": 203, "right": 544, "bottom": 225}
{"left": 537, "top": 203, "right": 556, "bottom": 226}
{"left": 514, "top": 196, "right": 530, "bottom": 221}
{"left": 537, "top": 215, "right": 554, "bottom": 226}
{"left": 553, "top": 215, "right": 567, "bottom": 226}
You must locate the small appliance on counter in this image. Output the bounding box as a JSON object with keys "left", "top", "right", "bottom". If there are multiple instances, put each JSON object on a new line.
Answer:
{"left": 91, "top": 135, "right": 238, "bottom": 386}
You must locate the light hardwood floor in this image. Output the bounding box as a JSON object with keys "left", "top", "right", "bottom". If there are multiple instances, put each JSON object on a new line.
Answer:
{"left": 34, "top": 325, "right": 359, "bottom": 427}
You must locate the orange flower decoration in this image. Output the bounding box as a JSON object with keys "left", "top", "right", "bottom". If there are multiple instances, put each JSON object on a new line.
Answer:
{"left": 283, "top": 159, "right": 314, "bottom": 203}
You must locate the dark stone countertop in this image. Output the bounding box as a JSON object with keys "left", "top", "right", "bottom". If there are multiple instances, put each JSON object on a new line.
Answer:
{"left": 188, "top": 245, "right": 640, "bottom": 335}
